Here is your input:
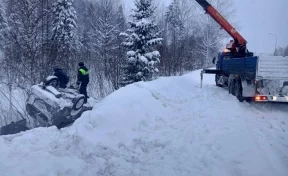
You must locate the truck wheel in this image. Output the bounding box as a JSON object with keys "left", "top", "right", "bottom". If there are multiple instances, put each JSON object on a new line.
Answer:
{"left": 245, "top": 97, "right": 252, "bottom": 102}
{"left": 228, "top": 80, "right": 235, "bottom": 95}
{"left": 72, "top": 96, "right": 85, "bottom": 111}
{"left": 235, "top": 81, "right": 244, "bottom": 102}
{"left": 232, "top": 80, "right": 236, "bottom": 96}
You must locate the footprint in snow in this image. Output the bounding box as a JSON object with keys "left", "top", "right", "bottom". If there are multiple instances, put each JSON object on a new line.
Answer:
{"left": 269, "top": 124, "right": 273, "bottom": 129}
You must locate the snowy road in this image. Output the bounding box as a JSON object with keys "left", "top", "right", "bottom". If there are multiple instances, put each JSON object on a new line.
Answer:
{"left": 0, "top": 70, "right": 287, "bottom": 176}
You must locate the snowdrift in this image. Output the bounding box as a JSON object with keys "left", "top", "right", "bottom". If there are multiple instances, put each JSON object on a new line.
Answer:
{"left": 1, "top": 70, "right": 288, "bottom": 176}
{"left": 0, "top": 84, "right": 28, "bottom": 127}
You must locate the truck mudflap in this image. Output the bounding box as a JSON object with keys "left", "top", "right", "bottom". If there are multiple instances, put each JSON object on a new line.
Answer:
{"left": 241, "top": 80, "right": 255, "bottom": 97}
{"left": 254, "top": 95, "right": 288, "bottom": 103}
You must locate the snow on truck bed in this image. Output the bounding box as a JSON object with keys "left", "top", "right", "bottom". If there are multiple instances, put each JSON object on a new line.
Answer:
{"left": 257, "top": 55, "right": 288, "bottom": 80}
{"left": 1, "top": 70, "right": 288, "bottom": 176}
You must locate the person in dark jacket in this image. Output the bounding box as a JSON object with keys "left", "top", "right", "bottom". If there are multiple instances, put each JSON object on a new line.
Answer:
{"left": 53, "top": 67, "right": 69, "bottom": 88}
{"left": 77, "top": 62, "right": 89, "bottom": 102}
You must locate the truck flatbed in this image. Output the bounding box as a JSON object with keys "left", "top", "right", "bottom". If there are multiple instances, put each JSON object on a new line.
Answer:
{"left": 220, "top": 55, "right": 257, "bottom": 79}
{"left": 202, "top": 52, "right": 258, "bottom": 79}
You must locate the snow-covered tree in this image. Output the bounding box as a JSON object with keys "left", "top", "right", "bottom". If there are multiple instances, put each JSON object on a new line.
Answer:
{"left": 274, "top": 47, "right": 284, "bottom": 56}
{"left": 0, "top": 2, "right": 7, "bottom": 50}
{"left": 120, "top": 0, "right": 163, "bottom": 86}
{"left": 284, "top": 45, "right": 288, "bottom": 57}
{"left": 166, "top": 1, "right": 183, "bottom": 30}
{"left": 165, "top": 0, "right": 186, "bottom": 75}
{"left": 51, "top": 0, "right": 77, "bottom": 67}
{"left": 90, "top": 0, "right": 122, "bottom": 77}
{"left": 2, "top": 0, "right": 50, "bottom": 85}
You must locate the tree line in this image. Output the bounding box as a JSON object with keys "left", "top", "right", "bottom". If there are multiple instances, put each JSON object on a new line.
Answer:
{"left": 0, "top": 0, "right": 235, "bottom": 99}
{"left": 274, "top": 45, "right": 288, "bottom": 56}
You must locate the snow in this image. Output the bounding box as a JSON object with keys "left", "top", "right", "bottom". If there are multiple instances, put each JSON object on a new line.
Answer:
{"left": 139, "top": 55, "right": 148, "bottom": 63}
{"left": 1, "top": 70, "right": 288, "bottom": 176}
{"left": 145, "top": 51, "right": 160, "bottom": 59}
{"left": 135, "top": 18, "right": 151, "bottom": 27}
{"left": 255, "top": 56, "right": 288, "bottom": 96}
{"left": 46, "top": 75, "right": 57, "bottom": 81}
{"left": 127, "top": 50, "right": 136, "bottom": 57}
{"left": 127, "top": 56, "right": 135, "bottom": 62}
{"left": 257, "top": 79, "right": 288, "bottom": 96}
{"left": 147, "top": 38, "right": 163, "bottom": 46}
{"left": 119, "top": 32, "right": 129, "bottom": 37}
{"left": 0, "top": 84, "right": 28, "bottom": 127}
{"left": 257, "top": 56, "right": 288, "bottom": 80}
{"left": 45, "top": 86, "right": 62, "bottom": 98}
{"left": 30, "top": 85, "right": 72, "bottom": 109}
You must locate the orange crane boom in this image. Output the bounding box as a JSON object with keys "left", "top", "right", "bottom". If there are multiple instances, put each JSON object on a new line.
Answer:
{"left": 195, "top": 0, "right": 247, "bottom": 47}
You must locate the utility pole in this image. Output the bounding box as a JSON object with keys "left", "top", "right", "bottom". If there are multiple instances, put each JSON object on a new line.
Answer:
{"left": 268, "top": 33, "right": 277, "bottom": 55}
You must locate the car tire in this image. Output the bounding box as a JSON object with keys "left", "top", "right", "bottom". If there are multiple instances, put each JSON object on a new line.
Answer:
{"left": 44, "top": 77, "right": 59, "bottom": 88}
{"left": 72, "top": 96, "right": 85, "bottom": 111}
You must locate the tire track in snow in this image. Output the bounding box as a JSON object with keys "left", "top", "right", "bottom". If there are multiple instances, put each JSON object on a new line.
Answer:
{"left": 235, "top": 101, "right": 288, "bottom": 176}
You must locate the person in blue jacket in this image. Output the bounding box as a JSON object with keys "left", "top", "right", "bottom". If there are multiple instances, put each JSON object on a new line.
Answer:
{"left": 53, "top": 67, "right": 69, "bottom": 88}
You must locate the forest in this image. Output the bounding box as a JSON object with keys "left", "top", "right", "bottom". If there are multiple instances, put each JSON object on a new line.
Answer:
{"left": 0, "top": 0, "right": 261, "bottom": 126}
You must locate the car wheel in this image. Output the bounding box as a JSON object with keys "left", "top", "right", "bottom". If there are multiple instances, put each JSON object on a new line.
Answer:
{"left": 72, "top": 96, "right": 85, "bottom": 111}
{"left": 44, "top": 77, "right": 59, "bottom": 88}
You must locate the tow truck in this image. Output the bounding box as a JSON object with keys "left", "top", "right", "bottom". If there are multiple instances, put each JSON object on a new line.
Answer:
{"left": 196, "top": 0, "right": 288, "bottom": 103}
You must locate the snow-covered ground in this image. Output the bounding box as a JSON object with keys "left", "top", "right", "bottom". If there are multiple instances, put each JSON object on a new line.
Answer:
{"left": 0, "top": 84, "right": 28, "bottom": 127}
{"left": 0, "top": 70, "right": 288, "bottom": 176}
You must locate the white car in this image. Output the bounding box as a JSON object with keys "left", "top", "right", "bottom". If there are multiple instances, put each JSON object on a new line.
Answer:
{"left": 26, "top": 76, "right": 92, "bottom": 128}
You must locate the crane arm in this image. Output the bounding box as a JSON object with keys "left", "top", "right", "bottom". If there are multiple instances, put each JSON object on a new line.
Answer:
{"left": 195, "top": 0, "right": 247, "bottom": 46}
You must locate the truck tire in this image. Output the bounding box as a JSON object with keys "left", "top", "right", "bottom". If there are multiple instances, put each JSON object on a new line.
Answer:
{"left": 235, "top": 80, "right": 244, "bottom": 102}
{"left": 228, "top": 80, "right": 235, "bottom": 95}
{"left": 245, "top": 97, "right": 252, "bottom": 102}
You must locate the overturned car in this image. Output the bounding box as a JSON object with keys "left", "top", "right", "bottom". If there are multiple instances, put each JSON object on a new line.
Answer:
{"left": 26, "top": 76, "right": 92, "bottom": 128}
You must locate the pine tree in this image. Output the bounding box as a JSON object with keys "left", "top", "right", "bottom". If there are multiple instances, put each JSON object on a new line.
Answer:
{"left": 166, "top": 1, "right": 183, "bottom": 31}
{"left": 274, "top": 47, "right": 284, "bottom": 56}
{"left": 165, "top": 0, "right": 186, "bottom": 75}
{"left": 0, "top": 2, "right": 8, "bottom": 50}
{"left": 283, "top": 45, "right": 288, "bottom": 57}
{"left": 120, "top": 0, "right": 163, "bottom": 86}
{"left": 51, "top": 0, "right": 77, "bottom": 67}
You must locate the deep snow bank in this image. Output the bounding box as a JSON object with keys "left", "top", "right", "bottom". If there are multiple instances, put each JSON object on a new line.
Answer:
{"left": 0, "top": 84, "right": 28, "bottom": 127}
{"left": 0, "top": 70, "right": 288, "bottom": 176}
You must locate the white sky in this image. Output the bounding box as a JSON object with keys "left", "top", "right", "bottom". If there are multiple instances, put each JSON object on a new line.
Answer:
{"left": 123, "top": 0, "right": 288, "bottom": 54}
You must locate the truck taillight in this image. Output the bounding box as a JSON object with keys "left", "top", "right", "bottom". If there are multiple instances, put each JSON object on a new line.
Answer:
{"left": 255, "top": 96, "right": 267, "bottom": 101}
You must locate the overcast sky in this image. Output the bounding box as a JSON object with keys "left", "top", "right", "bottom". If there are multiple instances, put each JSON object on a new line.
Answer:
{"left": 123, "top": 0, "right": 288, "bottom": 54}
{"left": 234, "top": 0, "right": 288, "bottom": 54}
